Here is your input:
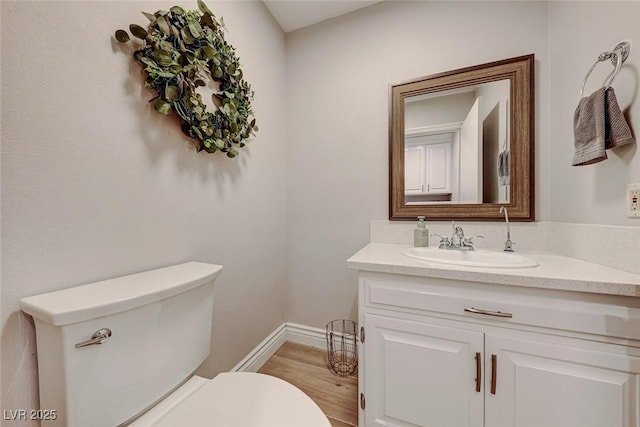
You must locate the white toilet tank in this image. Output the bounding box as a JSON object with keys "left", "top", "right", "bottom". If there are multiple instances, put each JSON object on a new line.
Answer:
{"left": 20, "top": 262, "right": 223, "bottom": 427}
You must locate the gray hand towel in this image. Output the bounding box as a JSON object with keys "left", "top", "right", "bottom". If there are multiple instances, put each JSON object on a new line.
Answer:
{"left": 605, "top": 87, "right": 635, "bottom": 149}
{"left": 573, "top": 87, "right": 606, "bottom": 166}
{"left": 497, "top": 150, "right": 510, "bottom": 185}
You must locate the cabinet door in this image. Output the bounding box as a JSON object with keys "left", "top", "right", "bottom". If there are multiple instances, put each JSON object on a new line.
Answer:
{"left": 425, "top": 142, "right": 451, "bottom": 194}
{"left": 404, "top": 145, "right": 425, "bottom": 194}
{"left": 364, "top": 314, "right": 484, "bottom": 427}
{"left": 485, "top": 332, "right": 640, "bottom": 427}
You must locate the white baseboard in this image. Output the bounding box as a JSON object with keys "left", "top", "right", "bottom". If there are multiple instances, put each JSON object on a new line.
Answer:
{"left": 231, "top": 323, "right": 326, "bottom": 373}
{"left": 230, "top": 323, "right": 287, "bottom": 373}
{"left": 285, "top": 322, "right": 326, "bottom": 349}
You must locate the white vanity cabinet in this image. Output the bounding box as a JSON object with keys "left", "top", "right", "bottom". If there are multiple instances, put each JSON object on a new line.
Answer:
{"left": 364, "top": 314, "right": 484, "bottom": 426}
{"left": 357, "top": 272, "right": 640, "bottom": 427}
{"left": 485, "top": 331, "right": 640, "bottom": 427}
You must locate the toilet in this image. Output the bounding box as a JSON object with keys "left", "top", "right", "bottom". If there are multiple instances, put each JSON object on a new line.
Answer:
{"left": 20, "top": 262, "right": 331, "bottom": 427}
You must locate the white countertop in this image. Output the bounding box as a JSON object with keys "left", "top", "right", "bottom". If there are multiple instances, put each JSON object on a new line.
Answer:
{"left": 347, "top": 243, "right": 640, "bottom": 297}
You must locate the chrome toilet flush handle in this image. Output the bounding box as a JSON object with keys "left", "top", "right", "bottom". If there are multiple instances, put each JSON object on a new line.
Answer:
{"left": 75, "top": 328, "right": 112, "bottom": 348}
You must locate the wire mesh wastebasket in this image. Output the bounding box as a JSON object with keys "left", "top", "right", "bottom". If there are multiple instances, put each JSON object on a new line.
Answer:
{"left": 325, "top": 319, "right": 358, "bottom": 377}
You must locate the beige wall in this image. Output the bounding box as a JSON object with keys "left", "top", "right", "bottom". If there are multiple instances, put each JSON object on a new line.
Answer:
{"left": 548, "top": 1, "right": 640, "bottom": 225}
{"left": 1, "top": 1, "right": 286, "bottom": 421}
{"left": 284, "top": 1, "right": 550, "bottom": 327}
{"left": 405, "top": 92, "right": 476, "bottom": 129}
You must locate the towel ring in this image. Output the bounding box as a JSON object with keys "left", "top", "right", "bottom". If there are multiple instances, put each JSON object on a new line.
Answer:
{"left": 580, "top": 41, "right": 631, "bottom": 98}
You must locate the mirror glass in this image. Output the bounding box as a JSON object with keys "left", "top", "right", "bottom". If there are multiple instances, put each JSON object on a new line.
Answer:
{"left": 404, "top": 80, "right": 510, "bottom": 205}
{"left": 389, "top": 55, "right": 534, "bottom": 221}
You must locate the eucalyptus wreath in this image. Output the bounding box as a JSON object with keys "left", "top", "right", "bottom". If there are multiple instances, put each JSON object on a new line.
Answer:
{"left": 115, "top": 0, "right": 257, "bottom": 157}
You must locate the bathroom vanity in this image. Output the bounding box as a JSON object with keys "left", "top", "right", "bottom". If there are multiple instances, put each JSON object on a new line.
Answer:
{"left": 348, "top": 243, "right": 640, "bottom": 427}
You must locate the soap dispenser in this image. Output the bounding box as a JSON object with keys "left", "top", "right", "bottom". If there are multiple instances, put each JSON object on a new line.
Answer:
{"left": 414, "top": 216, "right": 429, "bottom": 247}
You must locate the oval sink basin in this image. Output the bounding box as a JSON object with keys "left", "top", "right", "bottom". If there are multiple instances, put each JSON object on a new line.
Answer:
{"left": 402, "top": 247, "right": 538, "bottom": 268}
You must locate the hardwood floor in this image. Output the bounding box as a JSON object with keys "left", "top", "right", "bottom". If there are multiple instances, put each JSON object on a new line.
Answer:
{"left": 258, "top": 341, "right": 358, "bottom": 427}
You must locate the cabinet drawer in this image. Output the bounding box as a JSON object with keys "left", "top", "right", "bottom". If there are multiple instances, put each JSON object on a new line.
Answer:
{"left": 362, "top": 275, "right": 640, "bottom": 342}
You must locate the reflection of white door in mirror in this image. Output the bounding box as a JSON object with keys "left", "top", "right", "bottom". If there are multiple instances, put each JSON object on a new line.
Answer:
{"left": 483, "top": 99, "right": 510, "bottom": 204}
{"left": 460, "top": 97, "right": 482, "bottom": 204}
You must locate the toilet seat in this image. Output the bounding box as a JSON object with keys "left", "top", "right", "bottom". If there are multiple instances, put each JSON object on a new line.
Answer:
{"left": 129, "top": 372, "right": 331, "bottom": 427}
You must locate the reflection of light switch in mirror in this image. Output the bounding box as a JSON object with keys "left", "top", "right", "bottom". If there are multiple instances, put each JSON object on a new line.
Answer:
{"left": 628, "top": 183, "right": 640, "bottom": 218}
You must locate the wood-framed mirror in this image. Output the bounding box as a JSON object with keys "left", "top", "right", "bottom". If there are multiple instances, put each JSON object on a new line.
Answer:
{"left": 389, "top": 54, "right": 534, "bottom": 221}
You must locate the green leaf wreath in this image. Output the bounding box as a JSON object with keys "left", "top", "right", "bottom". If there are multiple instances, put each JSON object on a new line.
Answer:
{"left": 115, "top": 0, "right": 258, "bottom": 157}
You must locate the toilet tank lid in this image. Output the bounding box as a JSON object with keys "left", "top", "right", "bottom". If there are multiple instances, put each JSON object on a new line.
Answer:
{"left": 20, "top": 262, "right": 223, "bottom": 326}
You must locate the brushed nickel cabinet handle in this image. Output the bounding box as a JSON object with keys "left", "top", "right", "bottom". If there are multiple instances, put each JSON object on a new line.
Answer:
{"left": 464, "top": 307, "right": 513, "bottom": 319}
{"left": 491, "top": 354, "right": 497, "bottom": 395}
{"left": 475, "top": 352, "right": 481, "bottom": 392}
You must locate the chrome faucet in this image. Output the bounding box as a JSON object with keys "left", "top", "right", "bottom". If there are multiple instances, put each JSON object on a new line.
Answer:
{"left": 499, "top": 206, "right": 515, "bottom": 252}
{"left": 451, "top": 225, "right": 466, "bottom": 247}
{"left": 433, "top": 221, "right": 483, "bottom": 251}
